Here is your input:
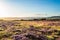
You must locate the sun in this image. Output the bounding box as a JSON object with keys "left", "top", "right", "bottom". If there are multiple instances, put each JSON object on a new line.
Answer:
{"left": 0, "top": 1, "right": 11, "bottom": 17}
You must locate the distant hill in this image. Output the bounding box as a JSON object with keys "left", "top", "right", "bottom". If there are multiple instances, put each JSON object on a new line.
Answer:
{"left": 47, "top": 16, "right": 60, "bottom": 19}
{"left": 0, "top": 16, "right": 60, "bottom": 20}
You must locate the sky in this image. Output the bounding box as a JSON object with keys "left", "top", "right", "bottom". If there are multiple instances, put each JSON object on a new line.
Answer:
{"left": 0, "top": 0, "right": 60, "bottom": 17}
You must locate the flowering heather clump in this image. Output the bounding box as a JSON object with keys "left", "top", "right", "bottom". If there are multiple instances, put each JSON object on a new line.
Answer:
{"left": 12, "top": 26, "right": 48, "bottom": 40}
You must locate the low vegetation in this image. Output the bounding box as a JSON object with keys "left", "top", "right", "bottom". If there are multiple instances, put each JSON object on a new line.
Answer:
{"left": 0, "top": 20, "right": 60, "bottom": 40}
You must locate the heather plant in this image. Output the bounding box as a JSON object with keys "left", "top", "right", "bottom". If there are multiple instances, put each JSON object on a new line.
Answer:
{"left": 0, "top": 20, "right": 60, "bottom": 40}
